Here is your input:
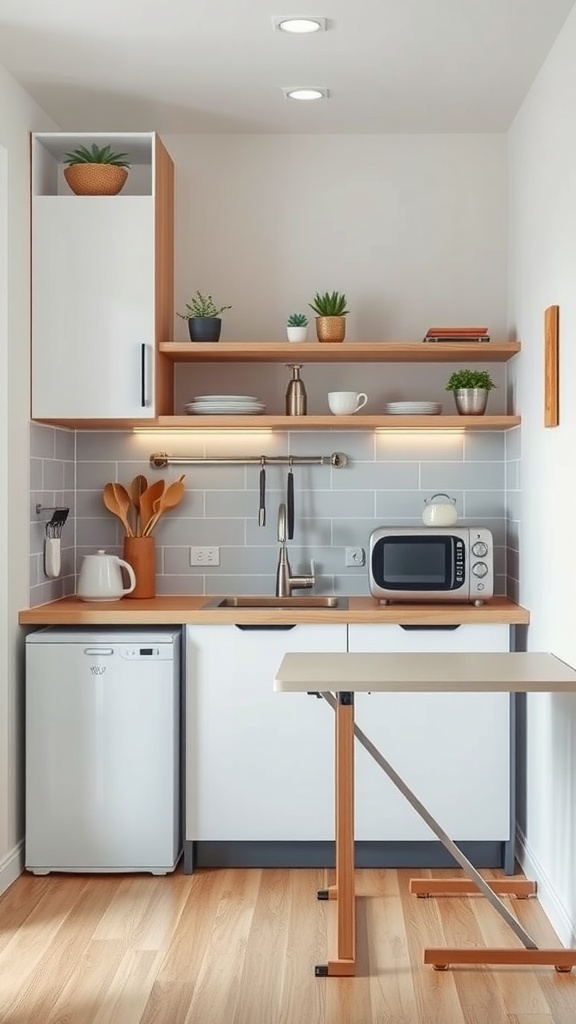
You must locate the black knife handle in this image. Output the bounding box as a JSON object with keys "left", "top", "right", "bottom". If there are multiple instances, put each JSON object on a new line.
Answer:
{"left": 259, "top": 465, "right": 266, "bottom": 526}
{"left": 287, "top": 467, "right": 294, "bottom": 539}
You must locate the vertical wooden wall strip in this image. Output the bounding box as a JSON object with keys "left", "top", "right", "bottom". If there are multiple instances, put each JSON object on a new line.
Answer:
{"left": 544, "top": 304, "right": 559, "bottom": 427}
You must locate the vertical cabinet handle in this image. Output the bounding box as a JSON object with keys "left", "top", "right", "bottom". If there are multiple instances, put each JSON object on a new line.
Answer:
{"left": 140, "top": 343, "right": 149, "bottom": 407}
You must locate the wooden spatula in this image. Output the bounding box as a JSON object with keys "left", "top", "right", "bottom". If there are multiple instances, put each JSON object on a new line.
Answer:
{"left": 138, "top": 480, "right": 165, "bottom": 537}
{"left": 129, "top": 474, "right": 148, "bottom": 535}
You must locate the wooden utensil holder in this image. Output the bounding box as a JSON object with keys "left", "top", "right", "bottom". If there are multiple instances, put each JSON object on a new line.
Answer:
{"left": 123, "top": 536, "right": 156, "bottom": 599}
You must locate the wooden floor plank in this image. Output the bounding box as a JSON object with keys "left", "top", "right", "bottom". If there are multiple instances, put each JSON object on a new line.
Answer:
{"left": 232, "top": 869, "right": 290, "bottom": 1024}
{"left": 48, "top": 938, "right": 128, "bottom": 1024}
{"left": 435, "top": 889, "right": 511, "bottom": 1024}
{"left": 400, "top": 869, "right": 466, "bottom": 1024}
{"left": 475, "top": 880, "right": 551, "bottom": 1016}
{"left": 90, "top": 950, "right": 162, "bottom": 1024}
{"left": 366, "top": 870, "right": 420, "bottom": 1024}
{"left": 182, "top": 868, "right": 261, "bottom": 1024}
{"left": 277, "top": 868, "right": 327, "bottom": 1024}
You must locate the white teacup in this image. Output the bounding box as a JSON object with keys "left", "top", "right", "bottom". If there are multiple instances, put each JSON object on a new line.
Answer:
{"left": 328, "top": 391, "right": 368, "bottom": 415}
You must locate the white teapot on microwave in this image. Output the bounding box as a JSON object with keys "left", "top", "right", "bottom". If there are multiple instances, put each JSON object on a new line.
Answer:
{"left": 422, "top": 492, "right": 458, "bottom": 527}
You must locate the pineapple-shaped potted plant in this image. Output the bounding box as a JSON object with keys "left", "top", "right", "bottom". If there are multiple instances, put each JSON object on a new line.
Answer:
{"left": 309, "top": 291, "right": 349, "bottom": 342}
{"left": 286, "top": 312, "right": 309, "bottom": 342}
{"left": 63, "top": 143, "right": 131, "bottom": 196}
{"left": 177, "top": 291, "right": 232, "bottom": 342}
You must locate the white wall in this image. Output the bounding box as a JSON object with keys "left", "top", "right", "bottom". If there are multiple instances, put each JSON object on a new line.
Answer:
{"left": 0, "top": 60, "right": 56, "bottom": 892}
{"left": 166, "top": 133, "right": 508, "bottom": 342}
{"left": 508, "top": 5, "right": 576, "bottom": 944}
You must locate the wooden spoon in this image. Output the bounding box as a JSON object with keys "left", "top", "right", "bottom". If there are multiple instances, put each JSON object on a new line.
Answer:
{"left": 138, "top": 480, "right": 165, "bottom": 537}
{"left": 142, "top": 476, "right": 185, "bottom": 537}
{"left": 111, "top": 482, "right": 134, "bottom": 537}
{"left": 103, "top": 482, "right": 134, "bottom": 537}
{"left": 129, "top": 474, "right": 148, "bottom": 535}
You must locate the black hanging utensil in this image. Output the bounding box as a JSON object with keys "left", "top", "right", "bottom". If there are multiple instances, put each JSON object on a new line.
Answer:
{"left": 258, "top": 457, "right": 266, "bottom": 527}
{"left": 46, "top": 508, "right": 69, "bottom": 539}
{"left": 287, "top": 457, "right": 294, "bottom": 539}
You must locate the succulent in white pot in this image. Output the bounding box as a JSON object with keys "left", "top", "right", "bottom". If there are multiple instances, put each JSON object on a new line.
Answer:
{"left": 286, "top": 312, "right": 309, "bottom": 342}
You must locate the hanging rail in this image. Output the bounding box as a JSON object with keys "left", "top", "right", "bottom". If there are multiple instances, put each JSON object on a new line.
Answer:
{"left": 150, "top": 451, "right": 349, "bottom": 469}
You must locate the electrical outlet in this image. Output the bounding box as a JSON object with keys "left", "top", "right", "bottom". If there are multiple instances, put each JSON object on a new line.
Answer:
{"left": 190, "top": 546, "right": 220, "bottom": 566}
{"left": 345, "top": 546, "right": 365, "bottom": 567}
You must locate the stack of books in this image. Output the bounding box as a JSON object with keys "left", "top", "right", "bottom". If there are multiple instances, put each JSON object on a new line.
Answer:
{"left": 423, "top": 326, "right": 490, "bottom": 343}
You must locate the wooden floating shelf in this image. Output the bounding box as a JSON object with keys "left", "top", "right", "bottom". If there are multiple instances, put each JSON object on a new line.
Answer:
{"left": 152, "top": 414, "right": 521, "bottom": 431}
{"left": 33, "top": 414, "right": 521, "bottom": 430}
{"left": 159, "top": 341, "right": 521, "bottom": 364}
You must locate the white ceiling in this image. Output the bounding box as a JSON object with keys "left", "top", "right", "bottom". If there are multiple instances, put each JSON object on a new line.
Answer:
{"left": 0, "top": 0, "right": 574, "bottom": 133}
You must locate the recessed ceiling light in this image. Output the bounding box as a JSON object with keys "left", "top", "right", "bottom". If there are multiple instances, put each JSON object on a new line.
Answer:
{"left": 283, "top": 87, "right": 328, "bottom": 101}
{"left": 272, "top": 16, "right": 327, "bottom": 33}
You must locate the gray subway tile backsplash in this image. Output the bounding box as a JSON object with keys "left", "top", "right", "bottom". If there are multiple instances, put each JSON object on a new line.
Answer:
{"left": 332, "top": 461, "right": 420, "bottom": 491}
{"left": 420, "top": 461, "right": 505, "bottom": 491}
{"left": 463, "top": 431, "right": 505, "bottom": 461}
{"left": 29, "top": 424, "right": 520, "bottom": 604}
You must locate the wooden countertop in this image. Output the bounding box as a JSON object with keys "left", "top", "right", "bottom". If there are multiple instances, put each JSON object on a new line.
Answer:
{"left": 18, "top": 595, "right": 529, "bottom": 627}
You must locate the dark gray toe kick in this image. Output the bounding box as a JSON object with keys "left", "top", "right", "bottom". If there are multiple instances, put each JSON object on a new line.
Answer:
{"left": 183, "top": 839, "right": 506, "bottom": 874}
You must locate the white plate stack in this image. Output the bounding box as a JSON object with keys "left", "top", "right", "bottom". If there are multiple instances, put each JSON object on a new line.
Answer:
{"left": 185, "top": 394, "right": 266, "bottom": 415}
{"left": 384, "top": 401, "right": 442, "bottom": 415}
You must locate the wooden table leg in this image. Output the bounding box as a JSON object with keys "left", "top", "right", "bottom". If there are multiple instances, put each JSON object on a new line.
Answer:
{"left": 315, "top": 692, "right": 356, "bottom": 977}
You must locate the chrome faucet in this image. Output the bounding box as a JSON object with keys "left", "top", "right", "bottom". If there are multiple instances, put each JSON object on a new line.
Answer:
{"left": 275, "top": 502, "right": 315, "bottom": 598}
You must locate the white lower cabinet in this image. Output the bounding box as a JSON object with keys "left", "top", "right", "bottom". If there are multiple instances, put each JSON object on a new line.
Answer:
{"left": 186, "top": 623, "right": 346, "bottom": 841}
{"left": 348, "top": 624, "right": 511, "bottom": 842}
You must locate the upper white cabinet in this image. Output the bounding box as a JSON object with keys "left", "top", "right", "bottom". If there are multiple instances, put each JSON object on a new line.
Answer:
{"left": 31, "top": 132, "right": 174, "bottom": 424}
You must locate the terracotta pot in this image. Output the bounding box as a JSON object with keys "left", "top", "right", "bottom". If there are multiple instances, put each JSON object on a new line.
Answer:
{"left": 64, "top": 164, "right": 128, "bottom": 196}
{"left": 315, "top": 316, "right": 346, "bottom": 343}
{"left": 123, "top": 536, "right": 156, "bottom": 599}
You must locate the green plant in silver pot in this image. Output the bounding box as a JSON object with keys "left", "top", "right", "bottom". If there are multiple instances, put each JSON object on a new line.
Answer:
{"left": 446, "top": 369, "right": 497, "bottom": 415}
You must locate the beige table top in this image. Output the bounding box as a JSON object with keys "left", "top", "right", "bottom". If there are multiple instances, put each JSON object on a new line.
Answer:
{"left": 274, "top": 652, "right": 576, "bottom": 693}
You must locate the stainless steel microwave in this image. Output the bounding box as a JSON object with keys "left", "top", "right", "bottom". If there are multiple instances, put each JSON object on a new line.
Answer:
{"left": 368, "top": 527, "right": 494, "bottom": 605}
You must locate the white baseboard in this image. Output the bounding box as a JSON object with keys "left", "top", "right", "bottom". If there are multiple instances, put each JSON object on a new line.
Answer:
{"left": 516, "top": 827, "right": 575, "bottom": 947}
{"left": 0, "top": 841, "right": 24, "bottom": 896}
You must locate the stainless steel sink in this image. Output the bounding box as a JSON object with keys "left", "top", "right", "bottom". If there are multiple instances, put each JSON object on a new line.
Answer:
{"left": 202, "top": 596, "right": 348, "bottom": 610}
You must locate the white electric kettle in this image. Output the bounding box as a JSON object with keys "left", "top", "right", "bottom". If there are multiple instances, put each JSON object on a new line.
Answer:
{"left": 422, "top": 492, "right": 458, "bottom": 527}
{"left": 77, "top": 549, "right": 136, "bottom": 602}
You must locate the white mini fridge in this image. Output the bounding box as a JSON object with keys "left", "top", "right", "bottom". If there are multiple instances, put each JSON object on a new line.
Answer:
{"left": 25, "top": 627, "right": 181, "bottom": 875}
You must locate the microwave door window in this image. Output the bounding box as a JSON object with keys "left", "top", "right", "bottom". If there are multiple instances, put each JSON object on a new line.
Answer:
{"left": 382, "top": 538, "right": 451, "bottom": 590}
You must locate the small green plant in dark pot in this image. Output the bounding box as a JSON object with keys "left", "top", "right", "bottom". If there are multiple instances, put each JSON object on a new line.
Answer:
{"left": 286, "top": 313, "right": 309, "bottom": 342}
{"left": 177, "top": 291, "right": 232, "bottom": 342}
{"left": 446, "top": 369, "right": 496, "bottom": 415}
{"left": 63, "top": 143, "right": 131, "bottom": 195}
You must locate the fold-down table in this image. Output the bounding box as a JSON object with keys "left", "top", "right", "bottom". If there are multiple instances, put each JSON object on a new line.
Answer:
{"left": 274, "top": 651, "right": 576, "bottom": 977}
